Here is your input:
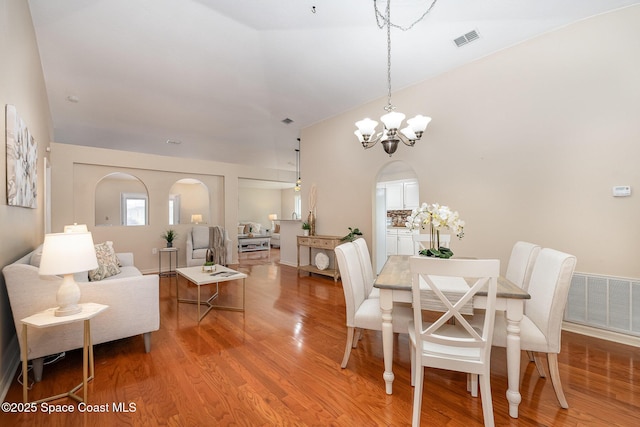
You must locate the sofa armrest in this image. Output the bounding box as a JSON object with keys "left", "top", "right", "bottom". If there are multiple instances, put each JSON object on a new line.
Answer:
{"left": 186, "top": 230, "right": 194, "bottom": 265}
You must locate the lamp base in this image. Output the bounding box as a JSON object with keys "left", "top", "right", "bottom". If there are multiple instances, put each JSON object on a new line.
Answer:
{"left": 55, "top": 274, "right": 82, "bottom": 317}
{"left": 55, "top": 304, "right": 82, "bottom": 317}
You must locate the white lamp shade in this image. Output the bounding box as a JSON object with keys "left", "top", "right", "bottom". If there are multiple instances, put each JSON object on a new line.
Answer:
{"left": 191, "top": 214, "right": 203, "bottom": 223}
{"left": 39, "top": 232, "right": 98, "bottom": 276}
{"left": 354, "top": 130, "right": 365, "bottom": 143}
{"left": 268, "top": 214, "right": 278, "bottom": 221}
{"left": 380, "top": 111, "right": 406, "bottom": 130}
{"left": 63, "top": 223, "right": 88, "bottom": 233}
{"left": 407, "top": 115, "right": 431, "bottom": 133}
{"left": 400, "top": 127, "right": 417, "bottom": 140}
{"left": 355, "top": 118, "right": 378, "bottom": 136}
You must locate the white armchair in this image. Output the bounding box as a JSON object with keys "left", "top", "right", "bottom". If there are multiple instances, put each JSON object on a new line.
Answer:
{"left": 186, "top": 225, "right": 233, "bottom": 267}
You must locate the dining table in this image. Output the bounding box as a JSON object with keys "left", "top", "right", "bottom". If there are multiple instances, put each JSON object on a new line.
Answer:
{"left": 374, "top": 255, "right": 530, "bottom": 419}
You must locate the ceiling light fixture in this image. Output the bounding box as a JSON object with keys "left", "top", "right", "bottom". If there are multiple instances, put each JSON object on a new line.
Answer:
{"left": 294, "top": 138, "right": 301, "bottom": 192}
{"left": 354, "top": 0, "right": 436, "bottom": 156}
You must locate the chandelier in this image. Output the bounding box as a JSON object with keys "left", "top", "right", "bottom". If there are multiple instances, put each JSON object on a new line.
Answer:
{"left": 294, "top": 138, "right": 301, "bottom": 192}
{"left": 354, "top": 0, "right": 437, "bottom": 156}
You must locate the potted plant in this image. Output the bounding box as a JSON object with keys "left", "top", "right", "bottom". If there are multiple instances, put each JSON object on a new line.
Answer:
{"left": 301, "top": 222, "right": 310, "bottom": 236}
{"left": 161, "top": 229, "right": 178, "bottom": 248}
{"left": 340, "top": 227, "right": 363, "bottom": 242}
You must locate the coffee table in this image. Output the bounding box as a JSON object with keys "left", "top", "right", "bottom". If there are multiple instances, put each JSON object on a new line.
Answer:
{"left": 175, "top": 265, "right": 248, "bottom": 323}
{"left": 238, "top": 235, "right": 271, "bottom": 253}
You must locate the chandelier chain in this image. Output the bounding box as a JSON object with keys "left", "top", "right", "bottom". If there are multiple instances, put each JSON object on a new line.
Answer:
{"left": 375, "top": 0, "right": 438, "bottom": 111}
{"left": 374, "top": 0, "right": 438, "bottom": 32}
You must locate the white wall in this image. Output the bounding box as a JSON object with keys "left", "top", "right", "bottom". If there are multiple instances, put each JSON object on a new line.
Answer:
{"left": 300, "top": 6, "right": 640, "bottom": 278}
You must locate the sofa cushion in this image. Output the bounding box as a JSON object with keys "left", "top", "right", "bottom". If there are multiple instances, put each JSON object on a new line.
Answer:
{"left": 29, "top": 245, "right": 44, "bottom": 267}
{"left": 89, "top": 241, "right": 121, "bottom": 281}
{"left": 192, "top": 226, "right": 210, "bottom": 250}
{"left": 193, "top": 248, "right": 208, "bottom": 260}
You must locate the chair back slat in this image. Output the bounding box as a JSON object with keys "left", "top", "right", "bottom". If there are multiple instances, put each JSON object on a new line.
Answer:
{"left": 410, "top": 257, "right": 499, "bottom": 358}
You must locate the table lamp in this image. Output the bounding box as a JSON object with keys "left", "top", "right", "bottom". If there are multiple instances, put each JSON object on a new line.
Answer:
{"left": 268, "top": 214, "right": 277, "bottom": 231}
{"left": 191, "top": 214, "right": 203, "bottom": 224}
{"left": 39, "top": 229, "right": 98, "bottom": 316}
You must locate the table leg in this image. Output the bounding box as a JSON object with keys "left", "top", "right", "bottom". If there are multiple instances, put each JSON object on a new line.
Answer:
{"left": 505, "top": 298, "right": 524, "bottom": 418}
{"left": 22, "top": 324, "right": 28, "bottom": 403}
{"left": 83, "top": 319, "right": 90, "bottom": 403}
{"left": 379, "top": 288, "right": 395, "bottom": 394}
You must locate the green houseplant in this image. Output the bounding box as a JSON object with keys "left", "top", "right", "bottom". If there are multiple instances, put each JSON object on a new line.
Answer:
{"left": 340, "top": 227, "right": 363, "bottom": 242}
{"left": 161, "top": 229, "right": 178, "bottom": 248}
{"left": 301, "top": 222, "right": 310, "bottom": 236}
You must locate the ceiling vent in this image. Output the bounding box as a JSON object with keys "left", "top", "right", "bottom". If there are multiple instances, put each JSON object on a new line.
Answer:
{"left": 454, "top": 29, "right": 480, "bottom": 48}
{"left": 281, "top": 118, "right": 294, "bottom": 125}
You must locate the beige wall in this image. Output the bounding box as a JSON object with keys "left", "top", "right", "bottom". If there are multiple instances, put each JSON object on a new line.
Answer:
{"left": 50, "top": 142, "right": 295, "bottom": 271}
{"left": 239, "top": 187, "right": 283, "bottom": 231}
{"left": 0, "top": 0, "right": 53, "bottom": 397}
{"left": 301, "top": 6, "right": 640, "bottom": 278}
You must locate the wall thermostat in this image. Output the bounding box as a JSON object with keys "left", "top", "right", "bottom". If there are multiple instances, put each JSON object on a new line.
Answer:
{"left": 612, "top": 186, "right": 631, "bottom": 197}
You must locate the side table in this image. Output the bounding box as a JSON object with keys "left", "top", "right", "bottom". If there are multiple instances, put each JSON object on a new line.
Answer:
{"left": 21, "top": 303, "right": 108, "bottom": 403}
{"left": 159, "top": 247, "right": 179, "bottom": 277}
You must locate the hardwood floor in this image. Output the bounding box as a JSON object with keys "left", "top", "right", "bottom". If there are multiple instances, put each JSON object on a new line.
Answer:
{"left": 2, "top": 248, "right": 639, "bottom": 426}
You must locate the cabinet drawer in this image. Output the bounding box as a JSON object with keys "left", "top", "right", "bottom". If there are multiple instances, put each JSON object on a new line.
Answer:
{"left": 310, "top": 238, "right": 335, "bottom": 249}
{"left": 397, "top": 229, "right": 414, "bottom": 236}
{"left": 298, "top": 237, "right": 310, "bottom": 245}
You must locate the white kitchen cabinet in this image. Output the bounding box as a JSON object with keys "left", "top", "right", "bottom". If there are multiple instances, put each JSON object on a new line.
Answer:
{"left": 397, "top": 229, "right": 416, "bottom": 255}
{"left": 386, "top": 228, "right": 417, "bottom": 256}
{"left": 384, "top": 180, "right": 419, "bottom": 210}
{"left": 385, "top": 182, "right": 404, "bottom": 210}
{"left": 386, "top": 230, "right": 398, "bottom": 255}
{"left": 403, "top": 181, "right": 419, "bottom": 210}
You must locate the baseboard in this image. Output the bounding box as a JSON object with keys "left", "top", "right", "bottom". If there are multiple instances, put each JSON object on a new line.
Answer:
{"left": 279, "top": 261, "right": 297, "bottom": 268}
{"left": 563, "top": 321, "right": 640, "bottom": 348}
{"left": 1, "top": 336, "right": 20, "bottom": 402}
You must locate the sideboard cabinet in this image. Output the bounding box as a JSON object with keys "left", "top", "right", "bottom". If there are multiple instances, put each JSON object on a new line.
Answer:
{"left": 297, "top": 235, "right": 342, "bottom": 282}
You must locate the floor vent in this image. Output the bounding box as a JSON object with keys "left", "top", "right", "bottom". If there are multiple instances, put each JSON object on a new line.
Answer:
{"left": 454, "top": 29, "right": 480, "bottom": 48}
{"left": 565, "top": 272, "right": 640, "bottom": 337}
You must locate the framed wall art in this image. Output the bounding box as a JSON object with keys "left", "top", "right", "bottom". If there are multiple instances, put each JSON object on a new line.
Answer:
{"left": 5, "top": 104, "right": 37, "bottom": 208}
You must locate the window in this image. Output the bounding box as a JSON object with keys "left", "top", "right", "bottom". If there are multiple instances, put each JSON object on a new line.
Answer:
{"left": 169, "top": 194, "right": 181, "bottom": 225}
{"left": 121, "top": 193, "right": 148, "bottom": 226}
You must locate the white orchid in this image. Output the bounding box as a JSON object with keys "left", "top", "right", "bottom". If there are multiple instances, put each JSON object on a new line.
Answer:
{"left": 405, "top": 202, "right": 465, "bottom": 239}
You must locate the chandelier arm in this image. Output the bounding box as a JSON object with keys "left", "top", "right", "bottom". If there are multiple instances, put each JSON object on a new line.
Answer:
{"left": 397, "top": 133, "right": 417, "bottom": 147}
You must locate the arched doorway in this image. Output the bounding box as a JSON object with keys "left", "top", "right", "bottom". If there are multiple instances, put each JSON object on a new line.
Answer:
{"left": 373, "top": 161, "right": 419, "bottom": 274}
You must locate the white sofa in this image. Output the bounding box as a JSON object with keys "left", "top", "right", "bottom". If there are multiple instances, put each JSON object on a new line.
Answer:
{"left": 186, "top": 226, "right": 233, "bottom": 267}
{"left": 2, "top": 246, "right": 159, "bottom": 382}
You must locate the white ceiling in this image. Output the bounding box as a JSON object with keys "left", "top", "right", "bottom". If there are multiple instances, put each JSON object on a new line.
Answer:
{"left": 28, "top": 0, "right": 640, "bottom": 171}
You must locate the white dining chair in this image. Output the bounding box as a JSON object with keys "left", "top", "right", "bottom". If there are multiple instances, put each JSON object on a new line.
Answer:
{"left": 409, "top": 256, "right": 500, "bottom": 426}
{"left": 335, "top": 242, "right": 412, "bottom": 368}
{"left": 505, "top": 241, "right": 541, "bottom": 291}
{"left": 352, "top": 238, "right": 379, "bottom": 298}
{"left": 413, "top": 233, "right": 451, "bottom": 255}
{"left": 492, "top": 248, "right": 577, "bottom": 408}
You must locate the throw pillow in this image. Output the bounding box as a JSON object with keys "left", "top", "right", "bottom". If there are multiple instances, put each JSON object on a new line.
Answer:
{"left": 89, "top": 241, "right": 121, "bottom": 281}
{"left": 29, "top": 245, "right": 44, "bottom": 267}
{"left": 274, "top": 224, "right": 280, "bottom": 233}
{"left": 192, "top": 226, "right": 210, "bottom": 249}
